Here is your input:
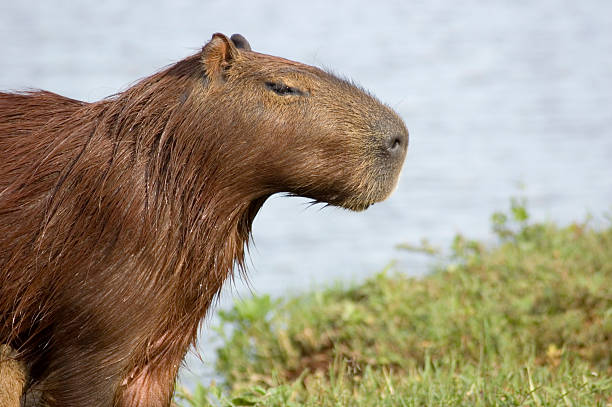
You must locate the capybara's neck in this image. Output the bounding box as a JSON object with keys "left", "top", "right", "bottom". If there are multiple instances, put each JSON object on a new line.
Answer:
{"left": 0, "top": 55, "right": 266, "bottom": 351}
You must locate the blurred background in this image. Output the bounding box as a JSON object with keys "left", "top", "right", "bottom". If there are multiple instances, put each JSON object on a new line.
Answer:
{"left": 1, "top": 0, "right": 610, "bottom": 388}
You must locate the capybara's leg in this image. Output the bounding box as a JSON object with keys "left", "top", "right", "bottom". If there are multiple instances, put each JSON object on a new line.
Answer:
{"left": 116, "top": 362, "right": 181, "bottom": 407}
{"left": 0, "top": 345, "right": 26, "bottom": 407}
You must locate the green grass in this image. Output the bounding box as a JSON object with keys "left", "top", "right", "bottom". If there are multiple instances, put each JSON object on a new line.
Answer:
{"left": 176, "top": 200, "right": 612, "bottom": 406}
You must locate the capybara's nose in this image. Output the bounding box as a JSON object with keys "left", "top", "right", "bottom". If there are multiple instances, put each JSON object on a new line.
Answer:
{"left": 385, "top": 128, "right": 408, "bottom": 158}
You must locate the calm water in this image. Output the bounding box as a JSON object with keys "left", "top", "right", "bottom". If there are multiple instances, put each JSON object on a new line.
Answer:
{"left": 1, "top": 0, "right": 611, "bottom": 386}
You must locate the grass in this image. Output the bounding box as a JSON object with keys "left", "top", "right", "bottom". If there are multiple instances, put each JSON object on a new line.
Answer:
{"left": 176, "top": 200, "right": 612, "bottom": 406}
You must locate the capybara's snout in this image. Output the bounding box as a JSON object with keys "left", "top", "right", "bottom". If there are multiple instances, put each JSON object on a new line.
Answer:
{"left": 349, "top": 106, "right": 409, "bottom": 210}
{"left": 374, "top": 110, "right": 409, "bottom": 167}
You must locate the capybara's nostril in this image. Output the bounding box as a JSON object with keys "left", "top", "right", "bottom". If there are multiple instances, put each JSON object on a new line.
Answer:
{"left": 385, "top": 130, "right": 408, "bottom": 156}
{"left": 390, "top": 136, "right": 401, "bottom": 151}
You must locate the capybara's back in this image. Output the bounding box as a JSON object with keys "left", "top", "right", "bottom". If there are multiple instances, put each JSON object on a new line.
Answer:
{"left": 0, "top": 91, "right": 82, "bottom": 189}
{"left": 0, "top": 91, "right": 85, "bottom": 260}
{"left": 0, "top": 33, "right": 408, "bottom": 407}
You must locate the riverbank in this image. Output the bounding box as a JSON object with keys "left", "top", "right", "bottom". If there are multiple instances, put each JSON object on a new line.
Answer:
{"left": 177, "top": 202, "right": 612, "bottom": 406}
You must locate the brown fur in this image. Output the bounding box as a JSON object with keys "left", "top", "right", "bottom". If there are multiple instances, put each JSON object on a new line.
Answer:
{"left": 0, "top": 33, "right": 408, "bottom": 406}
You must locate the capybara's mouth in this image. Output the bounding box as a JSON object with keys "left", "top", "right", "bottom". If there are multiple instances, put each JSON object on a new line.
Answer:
{"left": 332, "top": 161, "right": 405, "bottom": 212}
{"left": 349, "top": 202, "right": 374, "bottom": 212}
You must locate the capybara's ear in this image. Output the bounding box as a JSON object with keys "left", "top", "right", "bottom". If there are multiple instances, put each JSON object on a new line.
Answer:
{"left": 230, "top": 34, "right": 251, "bottom": 51}
{"left": 202, "top": 33, "right": 239, "bottom": 81}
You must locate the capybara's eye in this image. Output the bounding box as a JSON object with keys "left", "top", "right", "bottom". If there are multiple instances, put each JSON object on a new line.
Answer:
{"left": 265, "top": 81, "right": 305, "bottom": 96}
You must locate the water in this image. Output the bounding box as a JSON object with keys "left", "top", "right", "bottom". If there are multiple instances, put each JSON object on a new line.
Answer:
{"left": 1, "top": 0, "right": 611, "bottom": 387}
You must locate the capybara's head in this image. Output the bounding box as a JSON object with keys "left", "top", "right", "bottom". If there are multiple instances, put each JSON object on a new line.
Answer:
{"left": 197, "top": 33, "right": 408, "bottom": 211}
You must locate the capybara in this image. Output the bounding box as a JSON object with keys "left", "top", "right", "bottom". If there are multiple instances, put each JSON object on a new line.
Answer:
{"left": 0, "top": 33, "right": 408, "bottom": 406}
